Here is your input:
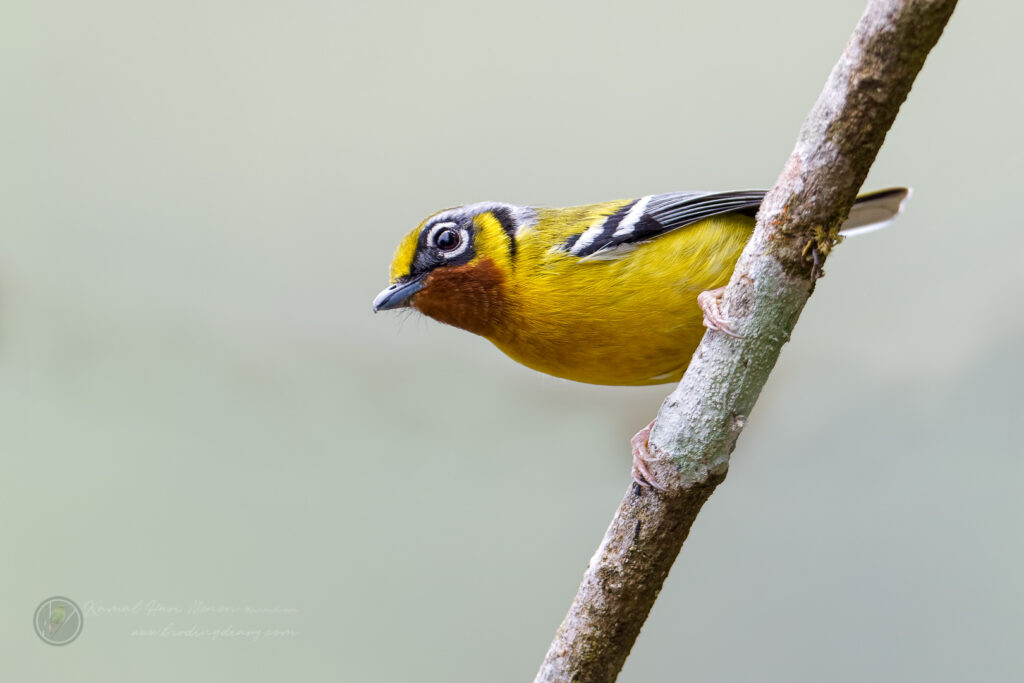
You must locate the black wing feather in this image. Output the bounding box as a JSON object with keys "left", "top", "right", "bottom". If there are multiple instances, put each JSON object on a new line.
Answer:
{"left": 645, "top": 190, "right": 766, "bottom": 227}
{"left": 571, "top": 190, "right": 766, "bottom": 259}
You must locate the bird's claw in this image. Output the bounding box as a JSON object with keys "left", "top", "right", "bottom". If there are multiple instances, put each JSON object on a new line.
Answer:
{"left": 698, "top": 286, "right": 743, "bottom": 338}
{"left": 631, "top": 420, "right": 668, "bottom": 491}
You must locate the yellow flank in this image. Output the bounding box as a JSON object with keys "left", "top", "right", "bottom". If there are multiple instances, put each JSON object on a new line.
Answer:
{"left": 498, "top": 209, "right": 752, "bottom": 385}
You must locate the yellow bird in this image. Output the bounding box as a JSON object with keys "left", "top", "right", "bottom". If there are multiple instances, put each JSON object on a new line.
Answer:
{"left": 373, "top": 188, "right": 908, "bottom": 483}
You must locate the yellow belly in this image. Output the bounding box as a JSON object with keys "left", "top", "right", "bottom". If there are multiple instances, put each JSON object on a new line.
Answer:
{"left": 492, "top": 215, "right": 753, "bottom": 385}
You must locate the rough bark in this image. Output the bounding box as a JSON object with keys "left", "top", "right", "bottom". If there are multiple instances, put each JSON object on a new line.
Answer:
{"left": 535, "top": 1, "right": 957, "bottom": 681}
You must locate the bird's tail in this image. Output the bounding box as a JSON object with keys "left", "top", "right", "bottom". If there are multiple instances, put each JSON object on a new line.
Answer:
{"left": 839, "top": 187, "right": 911, "bottom": 237}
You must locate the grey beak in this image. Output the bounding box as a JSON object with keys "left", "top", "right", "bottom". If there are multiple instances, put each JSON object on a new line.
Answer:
{"left": 372, "top": 275, "right": 426, "bottom": 312}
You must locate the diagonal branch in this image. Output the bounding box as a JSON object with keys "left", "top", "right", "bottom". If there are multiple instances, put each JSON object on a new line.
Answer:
{"left": 535, "top": 1, "right": 958, "bottom": 681}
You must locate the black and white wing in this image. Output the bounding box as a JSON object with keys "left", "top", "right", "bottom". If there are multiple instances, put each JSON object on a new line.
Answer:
{"left": 562, "top": 190, "right": 767, "bottom": 260}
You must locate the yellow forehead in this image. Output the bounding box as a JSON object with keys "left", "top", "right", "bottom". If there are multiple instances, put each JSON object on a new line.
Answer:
{"left": 388, "top": 220, "right": 427, "bottom": 282}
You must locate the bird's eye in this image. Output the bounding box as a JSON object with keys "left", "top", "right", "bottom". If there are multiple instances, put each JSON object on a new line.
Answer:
{"left": 433, "top": 227, "right": 461, "bottom": 251}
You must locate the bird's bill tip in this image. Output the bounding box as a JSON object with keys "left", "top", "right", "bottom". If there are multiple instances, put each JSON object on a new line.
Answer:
{"left": 372, "top": 276, "right": 425, "bottom": 312}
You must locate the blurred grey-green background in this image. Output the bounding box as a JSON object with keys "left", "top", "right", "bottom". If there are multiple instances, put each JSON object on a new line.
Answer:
{"left": 2, "top": 0, "right": 1021, "bottom": 680}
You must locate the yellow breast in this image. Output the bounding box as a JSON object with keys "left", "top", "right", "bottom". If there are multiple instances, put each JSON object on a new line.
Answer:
{"left": 490, "top": 213, "right": 753, "bottom": 385}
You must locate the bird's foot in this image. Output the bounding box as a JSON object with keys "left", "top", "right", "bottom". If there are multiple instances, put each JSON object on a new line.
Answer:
{"left": 631, "top": 420, "right": 668, "bottom": 491}
{"left": 697, "top": 286, "right": 743, "bottom": 338}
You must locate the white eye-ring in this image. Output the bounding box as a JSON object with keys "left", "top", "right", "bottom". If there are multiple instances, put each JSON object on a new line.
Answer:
{"left": 426, "top": 222, "right": 469, "bottom": 259}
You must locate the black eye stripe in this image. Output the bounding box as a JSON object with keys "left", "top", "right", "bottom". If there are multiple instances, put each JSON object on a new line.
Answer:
{"left": 489, "top": 207, "right": 517, "bottom": 261}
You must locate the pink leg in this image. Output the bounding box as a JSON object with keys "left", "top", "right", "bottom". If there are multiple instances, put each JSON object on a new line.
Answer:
{"left": 631, "top": 420, "right": 667, "bottom": 491}
{"left": 697, "top": 286, "right": 743, "bottom": 338}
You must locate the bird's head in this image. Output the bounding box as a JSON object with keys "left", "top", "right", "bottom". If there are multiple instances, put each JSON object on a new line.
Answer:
{"left": 372, "top": 202, "right": 534, "bottom": 337}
